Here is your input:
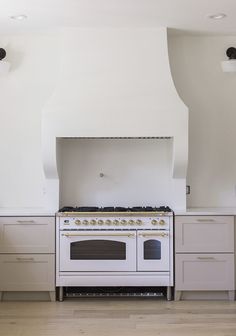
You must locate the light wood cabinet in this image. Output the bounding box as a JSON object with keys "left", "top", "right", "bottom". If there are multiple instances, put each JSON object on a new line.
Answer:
{"left": 0, "top": 216, "right": 55, "bottom": 301}
{"left": 175, "top": 216, "right": 235, "bottom": 301}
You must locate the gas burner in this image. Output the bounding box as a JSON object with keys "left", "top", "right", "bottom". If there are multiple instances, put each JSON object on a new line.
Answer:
{"left": 130, "top": 206, "right": 149, "bottom": 212}
{"left": 59, "top": 206, "right": 75, "bottom": 212}
{"left": 130, "top": 207, "right": 144, "bottom": 212}
{"left": 59, "top": 206, "right": 100, "bottom": 212}
{"left": 102, "top": 207, "right": 115, "bottom": 212}
{"left": 157, "top": 206, "right": 172, "bottom": 212}
{"left": 114, "top": 207, "right": 129, "bottom": 212}
{"left": 75, "top": 207, "right": 100, "bottom": 212}
{"left": 102, "top": 207, "right": 128, "bottom": 212}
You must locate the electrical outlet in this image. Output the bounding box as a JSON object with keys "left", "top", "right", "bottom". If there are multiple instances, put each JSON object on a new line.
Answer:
{"left": 186, "top": 185, "right": 191, "bottom": 195}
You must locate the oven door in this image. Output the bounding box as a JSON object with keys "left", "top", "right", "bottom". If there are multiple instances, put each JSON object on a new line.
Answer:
{"left": 60, "top": 230, "right": 136, "bottom": 272}
{"left": 137, "top": 230, "right": 169, "bottom": 271}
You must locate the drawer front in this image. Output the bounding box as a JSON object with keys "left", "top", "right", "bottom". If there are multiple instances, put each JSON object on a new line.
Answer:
{"left": 175, "top": 254, "right": 235, "bottom": 290}
{"left": 175, "top": 216, "right": 234, "bottom": 253}
{"left": 0, "top": 254, "right": 55, "bottom": 291}
{"left": 0, "top": 217, "right": 55, "bottom": 253}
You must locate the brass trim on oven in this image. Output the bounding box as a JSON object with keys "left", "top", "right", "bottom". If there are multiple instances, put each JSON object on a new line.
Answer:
{"left": 61, "top": 233, "right": 135, "bottom": 238}
{"left": 138, "top": 232, "right": 169, "bottom": 238}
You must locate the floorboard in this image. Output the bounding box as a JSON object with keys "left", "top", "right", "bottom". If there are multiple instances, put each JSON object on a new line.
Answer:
{"left": 0, "top": 299, "right": 236, "bottom": 336}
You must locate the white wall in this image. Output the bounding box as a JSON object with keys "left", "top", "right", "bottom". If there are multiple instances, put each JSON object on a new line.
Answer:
{"left": 0, "top": 30, "right": 187, "bottom": 212}
{"left": 0, "top": 34, "right": 60, "bottom": 209}
{"left": 169, "top": 35, "right": 236, "bottom": 207}
{"left": 1, "top": 32, "right": 236, "bottom": 210}
{"left": 58, "top": 138, "right": 177, "bottom": 208}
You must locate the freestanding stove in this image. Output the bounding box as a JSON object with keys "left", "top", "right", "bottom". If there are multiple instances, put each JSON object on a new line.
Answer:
{"left": 56, "top": 206, "right": 174, "bottom": 301}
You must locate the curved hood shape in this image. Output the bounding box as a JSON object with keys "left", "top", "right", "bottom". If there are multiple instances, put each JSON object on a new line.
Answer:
{"left": 42, "top": 27, "right": 188, "bottom": 211}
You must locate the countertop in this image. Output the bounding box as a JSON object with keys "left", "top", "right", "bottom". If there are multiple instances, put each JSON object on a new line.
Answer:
{"left": 175, "top": 207, "right": 236, "bottom": 216}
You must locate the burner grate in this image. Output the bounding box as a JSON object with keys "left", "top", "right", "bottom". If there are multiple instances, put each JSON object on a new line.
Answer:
{"left": 58, "top": 206, "right": 172, "bottom": 213}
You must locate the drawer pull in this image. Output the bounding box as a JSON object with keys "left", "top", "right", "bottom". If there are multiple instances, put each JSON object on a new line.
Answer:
{"left": 16, "top": 257, "right": 34, "bottom": 262}
{"left": 197, "top": 257, "right": 215, "bottom": 260}
{"left": 196, "top": 219, "right": 215, "bottom": 222}
{"left": 17, "top": 220, "right": 35, "bottom": 224}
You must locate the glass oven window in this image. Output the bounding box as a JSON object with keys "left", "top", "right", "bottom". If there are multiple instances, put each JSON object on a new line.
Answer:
{"left": 144, "top": 239, "right": 161, "bottom": 260}
{"left": 70, "top": 239, "right": 126, "bottom": 260}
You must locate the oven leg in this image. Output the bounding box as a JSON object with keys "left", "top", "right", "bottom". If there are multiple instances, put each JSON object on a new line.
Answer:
{"left": 167, "top": 286, "right": 172, "bottom": 301}
{"left": 59, "top": 287, "right": 64, "bottom": 302}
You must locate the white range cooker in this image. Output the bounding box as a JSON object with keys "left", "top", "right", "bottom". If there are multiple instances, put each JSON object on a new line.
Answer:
{"left": 56, "top": 206, "right": 173, "bottom": 301}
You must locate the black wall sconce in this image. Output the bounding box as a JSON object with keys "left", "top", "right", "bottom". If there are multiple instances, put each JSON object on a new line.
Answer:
{"left": 221, "top": 47, "right": 236, "bottom": 72}
{"left": 0, "top": 48, "right": 10, "bottom": 74}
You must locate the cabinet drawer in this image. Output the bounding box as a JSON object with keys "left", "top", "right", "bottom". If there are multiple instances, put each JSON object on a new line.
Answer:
{"left": 175, "top": 253, "right": 234, "bottom": 290}
{"left": 0, "top": 217, "right": 55, "bottom": 253}
{"left": 175, "top": 216, "right": 234, "bottom": 253}
{"left": 0, "top": 254, "right": 55, "bottom": 291}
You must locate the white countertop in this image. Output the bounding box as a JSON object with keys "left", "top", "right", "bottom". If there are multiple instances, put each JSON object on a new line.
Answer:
{"left": 0, "top": 208, "right": 55, "bottom": 217}
{"left": 175, "top": 207, "right": 236, "bottom": 216}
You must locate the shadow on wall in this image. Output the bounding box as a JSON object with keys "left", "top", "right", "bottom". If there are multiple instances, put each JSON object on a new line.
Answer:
{"left": 4, "top": 45, "right": 24, "bottom": 72}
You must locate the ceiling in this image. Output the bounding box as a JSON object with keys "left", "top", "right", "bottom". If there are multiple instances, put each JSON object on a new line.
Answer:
{"left": 0, "top": 0, "right": 236, "bottom": 35}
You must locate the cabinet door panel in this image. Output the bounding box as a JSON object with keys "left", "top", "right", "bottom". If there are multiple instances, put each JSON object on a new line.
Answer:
{"left": 175, "top": 216, "right": 234, "bottom": 253}
{"left": 175, "top": 254, "right": 234, "bottom": 290}
{"left": 0, "top": 254, "right": 55, "bottom": 291}
{"left": 0, "top": 217, "right": 55, "bottom": 253}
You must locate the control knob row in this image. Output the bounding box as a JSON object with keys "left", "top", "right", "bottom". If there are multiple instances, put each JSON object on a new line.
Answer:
{"left": 74, "top": 219, "right": 144, "bottom": 226}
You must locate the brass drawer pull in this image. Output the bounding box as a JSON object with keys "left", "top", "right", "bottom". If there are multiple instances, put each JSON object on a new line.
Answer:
{"left": 17, "top": 220, "right": 35, "bottom": 224}
{"left": 16, "top": 257, "right": 35, "bottom": 262}
{"left": 196, "top": 219, "right": 215, "bottom": 222}
{"left": 197, "top": 257, "right": 215, "bottom": 260}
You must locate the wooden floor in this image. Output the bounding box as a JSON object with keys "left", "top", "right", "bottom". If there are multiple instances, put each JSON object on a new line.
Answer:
{"left": 1, "top": 299, "right": 236, "bottom": 336}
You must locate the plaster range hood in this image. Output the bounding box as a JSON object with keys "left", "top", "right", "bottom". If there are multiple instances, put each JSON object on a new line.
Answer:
{"left": 42, "top": 27, "right": 188, "bottom": 211}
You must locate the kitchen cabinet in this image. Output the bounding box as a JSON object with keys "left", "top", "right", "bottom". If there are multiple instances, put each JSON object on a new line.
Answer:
{"left": 0, "top": 254, "right": 54, "bottom": 291}
{"left": 175, "top": 216, "right": 235, "bottom": 301}
{"left": 0, "top": 216, "right": 55, "bottom": 301}
{"left": 0, "top": 217, "right": 55, "bottom": 253}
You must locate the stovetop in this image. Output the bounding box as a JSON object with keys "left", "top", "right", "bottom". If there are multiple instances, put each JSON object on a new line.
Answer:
{"left": 58, "top": 206, "right": 172, "bottom": 213}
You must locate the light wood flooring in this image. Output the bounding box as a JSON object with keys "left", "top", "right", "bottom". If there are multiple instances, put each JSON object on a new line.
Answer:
{"left": 1, "top": 299, "right": 236, "bottom": 336}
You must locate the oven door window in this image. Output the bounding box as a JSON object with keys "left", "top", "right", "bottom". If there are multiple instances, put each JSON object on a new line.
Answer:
{"left": 144, "top": 239, "right": 161, "bottom": 260}
{"left": 71, "top": 239, "right": 126, "bottom": 260}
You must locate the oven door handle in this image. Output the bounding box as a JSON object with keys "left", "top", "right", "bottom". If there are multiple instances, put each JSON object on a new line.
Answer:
{"left": 138, "top": 232, "right": 169, "bottom": 238}
{"left": 61, "top": 233, "right": 135, "bottom": 238}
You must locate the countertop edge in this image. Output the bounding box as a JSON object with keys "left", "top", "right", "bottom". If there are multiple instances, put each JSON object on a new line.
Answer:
{"left": 0, "top": 208, "right": 55, "bottom": 217}
{"left": 175, "top": 208, "right": 236, "bottom": 216}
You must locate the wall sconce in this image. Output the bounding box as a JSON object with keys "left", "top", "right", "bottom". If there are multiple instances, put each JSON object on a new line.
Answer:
{"left": 0, "top": 48, "right": 10, "bottom": 75}
{"left": 221, "top": 47, "right": 236, "bottom": 72}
